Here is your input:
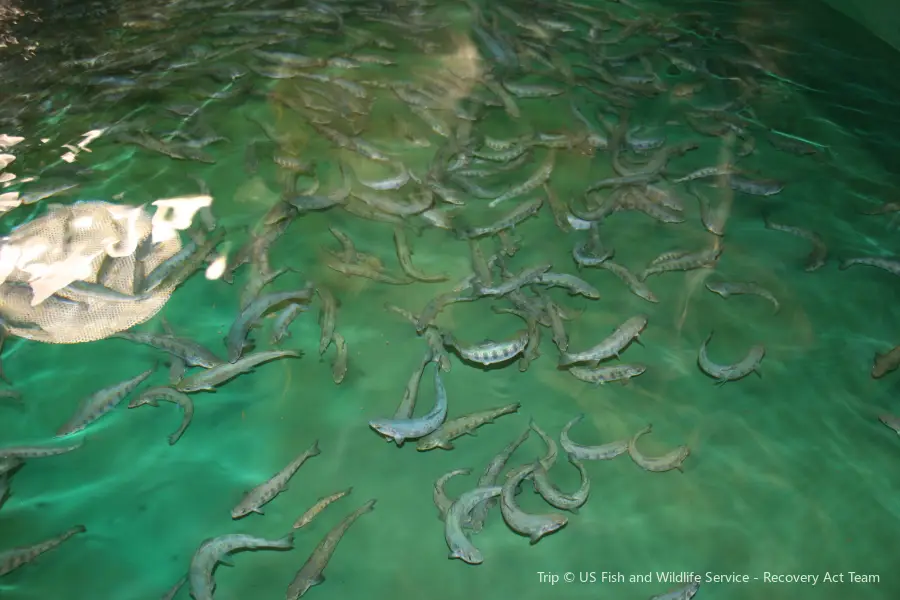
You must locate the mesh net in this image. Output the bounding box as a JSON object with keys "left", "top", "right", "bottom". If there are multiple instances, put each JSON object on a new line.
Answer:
{"left": 0, "top": 201, "right": 181, "bottom": 343}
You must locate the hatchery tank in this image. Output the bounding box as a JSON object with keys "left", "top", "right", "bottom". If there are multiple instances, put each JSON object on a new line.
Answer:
{"left": 0, "top": 0, "right": 899, "bottom": 599}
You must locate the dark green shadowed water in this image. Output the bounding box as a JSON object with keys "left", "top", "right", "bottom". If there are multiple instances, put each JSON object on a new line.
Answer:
{"left": 0, "top": 0, "right": 898, "bottom": 599}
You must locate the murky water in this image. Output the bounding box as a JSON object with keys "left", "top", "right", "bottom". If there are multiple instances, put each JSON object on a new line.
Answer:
{"left": 0, "top": 0, "right": 898, "bottom": 599}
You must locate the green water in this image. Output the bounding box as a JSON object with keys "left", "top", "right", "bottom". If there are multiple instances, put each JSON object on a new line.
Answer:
{"left": 0, "top": 0, "right": 898, "bottom": 599}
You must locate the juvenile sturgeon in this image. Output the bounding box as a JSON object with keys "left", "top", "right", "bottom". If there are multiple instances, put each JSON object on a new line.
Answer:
{"left": 57, "top": 365, "right": 156, "bottom": 437}
{"left": 127, "top": 385, "right": 194, "bottom": 445}
{"left": 469, "top": 429, "right": 530, "bottom": 531}
{"left": 316, "top": 286, "right": 338, "bottom": 355}
{"left": 393, "top": 226, "right": 449, "bottom": 282}
{"left": 872, "top": 346, "right": 900, "bottom": 379}
{"left": 839, "top": 256, "right": 900, "bottom": 277}
{"left": 446, "top": 486, "right": 502, "bottom": 564}
{"left": 640, "top": 246, "right": 721, "bottom": 280}
{"left": 369, "top": 367, "right": 448, "bottom": 445}
{"left": 0, "top": 525, "right": 86, "bottom": 577}
{"left": 0, "top": 441, "right": 83, "bottom": 461}
{"left": 560, "top": 415, "right": 629, "bottom": 461}
{"left": 189, "top": 533, "right": 294, "bottom": 600}
{"left": 500, "top": 464, "right": 568, "bottom": 543}
{"left": 434, "top": 468, "right": 472, "bottom": 522}
{"left": 763, "top": 215, "right": 827, "bottom": 271}
{"left": 176, "top": 350, "right": 302, "bottom": 393}
{"left": 226, "top": 285, "right": 315, "bottom": 361}
{"left": 650, "top": 581, "right": 700, "bottom": 600}
{"left": 697, "top": 331, "right": 764, "bottom": 384}
{"left": 532, "top": 454, "right": 591, "bottom": 512}
{"left": 286, "top": 499, "right": 376, "bottom": 599}
{"left": 628, "top": 424, "right": 690, "bottom": 473}
{"left": 417, "top": 403, "right": 521, "bottom": 451}
{"left": 705, "top": 281, "right": 780, "bottom": 314}
{"left": 331, "top": 332, "right": 348, "bottom": 384}
{"left": 443, "top": 330, "right": 529, "bottom": 365}
{"left": 530, "top": 420, "right": 558, "bottom": 471}
{"left": 558, "top": 315, "right": 647, "bottom": 366}
{"left": 232, "top": 440, "right": 320, "bottom": 518}
{"left": 596, "top": 260, "right": 658, "bottom": 302}
{"left": 294, "top": 488, "right": 352, "bottom": 529}
{"left": 568, "top": 363, "right": 646, "bottom": 384}
{"left": 535, "top": 272, "right": 600, "bottom": 299}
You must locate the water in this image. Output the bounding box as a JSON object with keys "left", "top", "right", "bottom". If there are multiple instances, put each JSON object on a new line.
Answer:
{"left": 0, "top": 0, "right": 898, "bottom": 599}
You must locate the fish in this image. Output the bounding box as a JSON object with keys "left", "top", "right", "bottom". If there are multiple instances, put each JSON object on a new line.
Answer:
{"left": 568, "top": 363, "right": 646, "bottom": 384}
{"left": 458, "top": 196, "right": 543, "bottom": 239}
{"left": 369, "top": 367, "right": 448, "bottom": 445}
{"left": 232, "top": 440, "right": 320, "bottom": 518}
{"left": 697, "top": 331, "right": 765, "bottom": 384}
{"left": 392, "top": 352, "right": 434, "bottom": 420}
{"left": 294, "top": 488, "right": 353, "bottom": 529}
{"left": 500, "top": 464, "right": 568, "bottom": 543}
{"left": 316, "top": 286, "right": 338, "bottom": 355}
{"left": 705, "top": 281, "right": 780, "bottom": 314}
{"left": 596, "top": 260, "right": 658, "bottom": 302}
{"left": 393, "top": 226, "right": 448, "bottom": 282}
{"left": 473, "top": 264, "right": 552, "bottom": 297}
{"left": 57, "top": 365, "right": 156, "bottom": 436}
{"left": 640, "top": 246, "right": 721, "bottom": 280}
{"left": 0, "top": 525, "right": 86, "bottom": 577}
{"left": 443, "top": 330, "right": 529, "bottom": 365}
{"left": 650, "top": 581, "right": 700, "bottom": 600}
{"left": 331, "top": 332, "right": 348, "bottom": 384}
{"left": 434, "top": 468, "right": 472, "bottom": 522}
{"left": 176, "top": 350, "right": 302, "bottom": 393}
{"left": 271, "top": 304, "right": 309, "bottom": 344}
{"left": 879, "top": 414, "right": 900, "bottom": 435}
{"left": 286, "top": 499, "right": 376, "bottom": 599}
{"left": 127, "top": 385, "right": 194, "bottom": 445}
{"left": 326, "top": 258, "right": 414, "bottom": 285}
{"left": 558, "top": 315, "right": 647, "bottom": 366}
{"left": 143, "top": 228, "right": 227, "bottom": 293}
{"left": 839, "top": 256, "right": 900, "bottom": 277}
{"left": 0, "top": 441, "right": 83, "bottom": 461}
{"left": 468, "top": 429, "right": 531, "bottom": 531}
{"left": 763, "top": 215, "right": 827, "bottom": 271}
{"left": 535, "top": 272, "right": 600, "bottom": 299}
{"left": 872, "top": 346, "right": 900, "bottom": 379}
{"left": 488, "top": 150, "right": 555, "bottom": 208}
{"left": 111, "top": 331, "right": 223, "bottom": 368}
{"left": 445, "top": 486, "right": 502, "bottom": 564}
{"left": 0, "top": 473, "right": 9, "bottom": 512}
{"left": 531, "top": 454, "right": 590, "bottom": 512}
{"left": 226, "top": 286, "right": 314, "bottom": 362}
{"left": 530, "top": 420, "right": 558, "bottom": 471}
{"left": 628, "top": 424, "right": 690, "bottom": 473}
{"left": 417, "top": 403, "right": 521, "bottom": 451}
{"left": 560, "top": 415, "right": 628, "bottom": 460}
{"left": 189, "top": 533, "right": 294, "bottom": 600}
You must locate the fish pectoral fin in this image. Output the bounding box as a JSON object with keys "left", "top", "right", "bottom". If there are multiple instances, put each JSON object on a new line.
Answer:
{"left": 440, "top": 441, "right": 455, "bottom": 449}
{"left": 218, "top": 557, "right": 235, "bottom": 567}
{"left": 753, "top": 368, "right": 763, "bottom": 379}
{"left": 465, "top": 430, "right": 478, "bottom": 436}
{"left": 528, "top": 532, "right": 544, "bottom": 545}
{"left": 633, "top": 336, "right": 644, "bottom": 346}
{"left": 569, "top": 507, "right": 579, "bottom": 514}
{"left": 253, "top": 507, "right": 265, "bottom": 515}
{"left": 311, "top": 574, "right": 325, "bottom": 586}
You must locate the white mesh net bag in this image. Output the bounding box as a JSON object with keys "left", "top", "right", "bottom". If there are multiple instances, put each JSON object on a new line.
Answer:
{"left": 0, "top": 200, "right": 182, "bottom": 343}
